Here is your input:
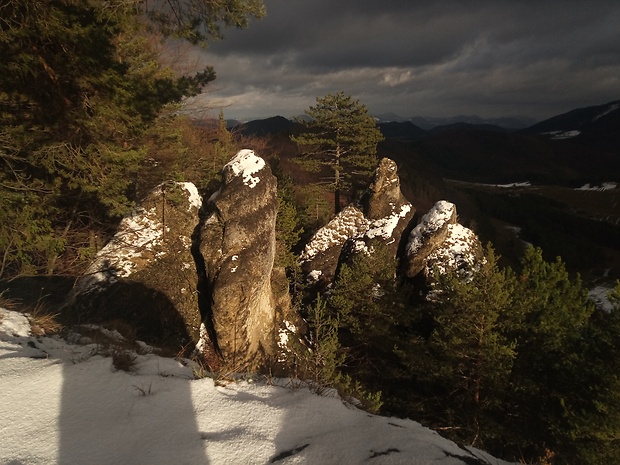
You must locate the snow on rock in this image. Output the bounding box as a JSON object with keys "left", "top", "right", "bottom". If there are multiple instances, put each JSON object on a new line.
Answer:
{"left": 224, "top": 149, "right": 266, "bottom": 188}
{"left": 406, "top": 201, "right": 481, "bottom": 279}
{"left": 301, "top": 158, "right": 415, "bottom": 288}
{"left": 66, "top": 181, "right": 204, "bottom": 349}
{"left": 0, "top": 308, "right": 515, "bottom": 465}
{"left": 77, "top": 181, "right": 202, "bottom": 292}
{"left": 181, "top": 181, "right": 203, "bottom": 211}
{"left": 197, "top": 149, "right": 288, "bottom": 371}
{"left": 576, "top": 182, "right": 617, "bottom": 191}
{"left": 300, "top": 205, "right": 369, "bottom": 263}
{"left": 365, "top": 203, "right": 412, "bottom": 241}
{"left": 407, "top": 200, "right": 456, "bottom": 257}
{"left": 424, "top": 224, "right": 480, "bottom": 276}
{"left": 307, "top": 269, "right": 323, "bottom": 284}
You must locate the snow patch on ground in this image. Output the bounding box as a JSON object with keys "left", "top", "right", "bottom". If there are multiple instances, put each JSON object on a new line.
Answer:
{"left": 0, "top": 308, "right": 515, "bottom": 465}
{"left": 593, "top": 103, "right": 620, "bottom": 121}
{"left": 0, "top": 308, "right": 31, "bottom": 338}
{"left": 494, "top": 181, "right": 531, "bottom": 188}
{"left": 589, "top": 285, "right": 616, "bottom": 312}
{"left": 544, "top": 130, "right": 581, "bottom": 139}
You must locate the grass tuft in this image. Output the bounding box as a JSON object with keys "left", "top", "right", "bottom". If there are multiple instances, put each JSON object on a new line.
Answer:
{"left": 28, "top": 303, "right": 62, "bottom": 336}
{"left": 111, "top": 347, "right": 138, "bottom": 372}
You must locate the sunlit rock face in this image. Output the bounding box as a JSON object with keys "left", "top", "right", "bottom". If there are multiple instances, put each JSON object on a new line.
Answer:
{"left": 353, "top": 157, "right": 416, "bottom": 256}
{"left": 197, "top": 150, "right": 279, "bottom": 371}
{"left": 67, "top": 181, "right": 203, "bottom": 349}
{"left": 301, "top": 158, "right": 415, "bottom": 288}
{"left": 405, "top": 200, "right": 481, "bottom": 280}
{"left": 361, "top": 157, "right": 412, "bottom": 221}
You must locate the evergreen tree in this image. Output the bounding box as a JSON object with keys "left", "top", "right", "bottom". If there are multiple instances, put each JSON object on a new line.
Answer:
{"left": 0, "top": 0, "right": 260, "bottom": 278}
{"left": 416, "top": 245, "right": 517, "bottom": 447}
{"left": 292, "top": 92, "right": 383, "bottom": 214}
{"left": 506, "top": 246, "right": 617, "bottom": 464}
{"left": 144, "top": 0, "right": 266, "bottom": 45}
{"left": 328, "top": 243, "right": 412, "bottom": 391}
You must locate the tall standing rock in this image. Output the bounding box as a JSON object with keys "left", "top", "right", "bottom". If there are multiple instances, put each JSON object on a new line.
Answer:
{"left": 354, "top": 157, "right": 415, "bottom": 255}
{"left": 197, "top": 149, "right": 279, "bottom": 371}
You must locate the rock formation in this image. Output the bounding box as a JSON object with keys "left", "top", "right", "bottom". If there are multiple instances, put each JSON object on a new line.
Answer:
{"left": 196, "top": 149, "right": 281, "bottom": 371}
{"left": 66, "top": 181, "right": 203, "bottom": 348}
{"left": 62, "top": 150, "right": 483, "bottom": 370}
{"left": 405, "top": 200, "right": 481, "bottom": 280}
{"left": 354, "top": 158, "right": 415, "bottom": 256}
{"left": 301, "top": 158, "right": 415, "bottom": 287}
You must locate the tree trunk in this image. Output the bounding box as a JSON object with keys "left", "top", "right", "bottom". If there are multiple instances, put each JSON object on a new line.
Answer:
{"left": 334, "top": 144, "right": 341, "bottom": 214}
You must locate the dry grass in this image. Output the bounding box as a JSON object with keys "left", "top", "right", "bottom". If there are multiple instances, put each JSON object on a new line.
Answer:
{"left": 28, "top": 303, "right": 62, "bottom": 336}
{"left": 0, "top": 292, "right": 61, "bottom": 335}
{"left": 133, "top": 382, "right": 153, "bottom": 396}
{"left": 0, "top": 291, "right": 19, "bottom": 311}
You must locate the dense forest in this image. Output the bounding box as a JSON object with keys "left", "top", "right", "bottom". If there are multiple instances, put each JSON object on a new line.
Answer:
{"left": 2, "top": 2, "right": 620, "bottom": 464}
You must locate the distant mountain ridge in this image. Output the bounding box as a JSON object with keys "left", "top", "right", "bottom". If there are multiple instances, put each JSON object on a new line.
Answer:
{"left": 375, "top": 113, "right": 537, "bottom": 130}
{"left": 521, "top": 100, "right": 620, "bottom": 152}
{"left": 523, "top": 100, "right": 620, "bottom": 134}
{"left": 231, "top": 100, "right": 620, "bottom": 153}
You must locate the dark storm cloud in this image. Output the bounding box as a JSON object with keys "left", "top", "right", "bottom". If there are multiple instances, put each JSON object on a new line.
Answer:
{"left": 187, "top": 0, "right": 620, "bottom": 121}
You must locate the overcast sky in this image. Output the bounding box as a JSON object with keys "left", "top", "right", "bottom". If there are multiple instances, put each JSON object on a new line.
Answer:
{"left": 186, "top": 0, "right": 620, "bottom": 122}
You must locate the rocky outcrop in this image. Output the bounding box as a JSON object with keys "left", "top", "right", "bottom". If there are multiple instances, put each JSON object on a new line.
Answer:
{"left": 301, "top": 158, "right": 414, "bottom": 287}
{"left": 66, "top": 181, "right": 203, "bottom": 348}
{"left": 196, "top": 149, "right": 280, "bottom": 370}
{"left": 361, "top": 158, "right": 411, "bottom": 221}
{"left": 405, "top": 200, "right": 481, "bottom": 280}
{"left": 300, "top": 205, "right": 369, "bottom": 286}
{"left": 353, "top": 158, "right": 415, "bottom": 256}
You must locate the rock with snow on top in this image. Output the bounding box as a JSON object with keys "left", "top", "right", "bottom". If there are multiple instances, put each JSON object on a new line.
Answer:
{"left": 197, "top": 149, "right": 289, "bottom": 371}
{"left": 300, "top": 205, "right": 369, "bottom": 286}
{"left": 361, "top": 158, "right": 413, "bottom": 221}
{"left": 353, "top": 158, "right": 415, "bottom": 256}
{"left": 66, "top": 181, "right": 203, "bottom": 348}
{"left": 406, "top": 200, "right": 481, "bottom": 279}
{"left": 424, "top": 223, "right": 482, "bottom": 278}
{"left": 301, "top": 158, "right": 415, "bottom": 288}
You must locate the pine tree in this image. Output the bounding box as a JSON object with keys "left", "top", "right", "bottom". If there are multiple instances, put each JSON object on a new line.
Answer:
{"left": 292, "top": 92, "right": 383, "bottom": 214}
{"left": 419, "top": 245, "right": 517, "bottom": 447}
{"left": 507, "top": 247, "right": 618, "bottom": 464}
{"left": 327, "top": 243, "right": 412, "bottom": 392}
{"left": 144, "top": 0, "right": 266, "bottom": 45}
{"left": 0, "top": 0, "right": 259, "bottom": 278}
